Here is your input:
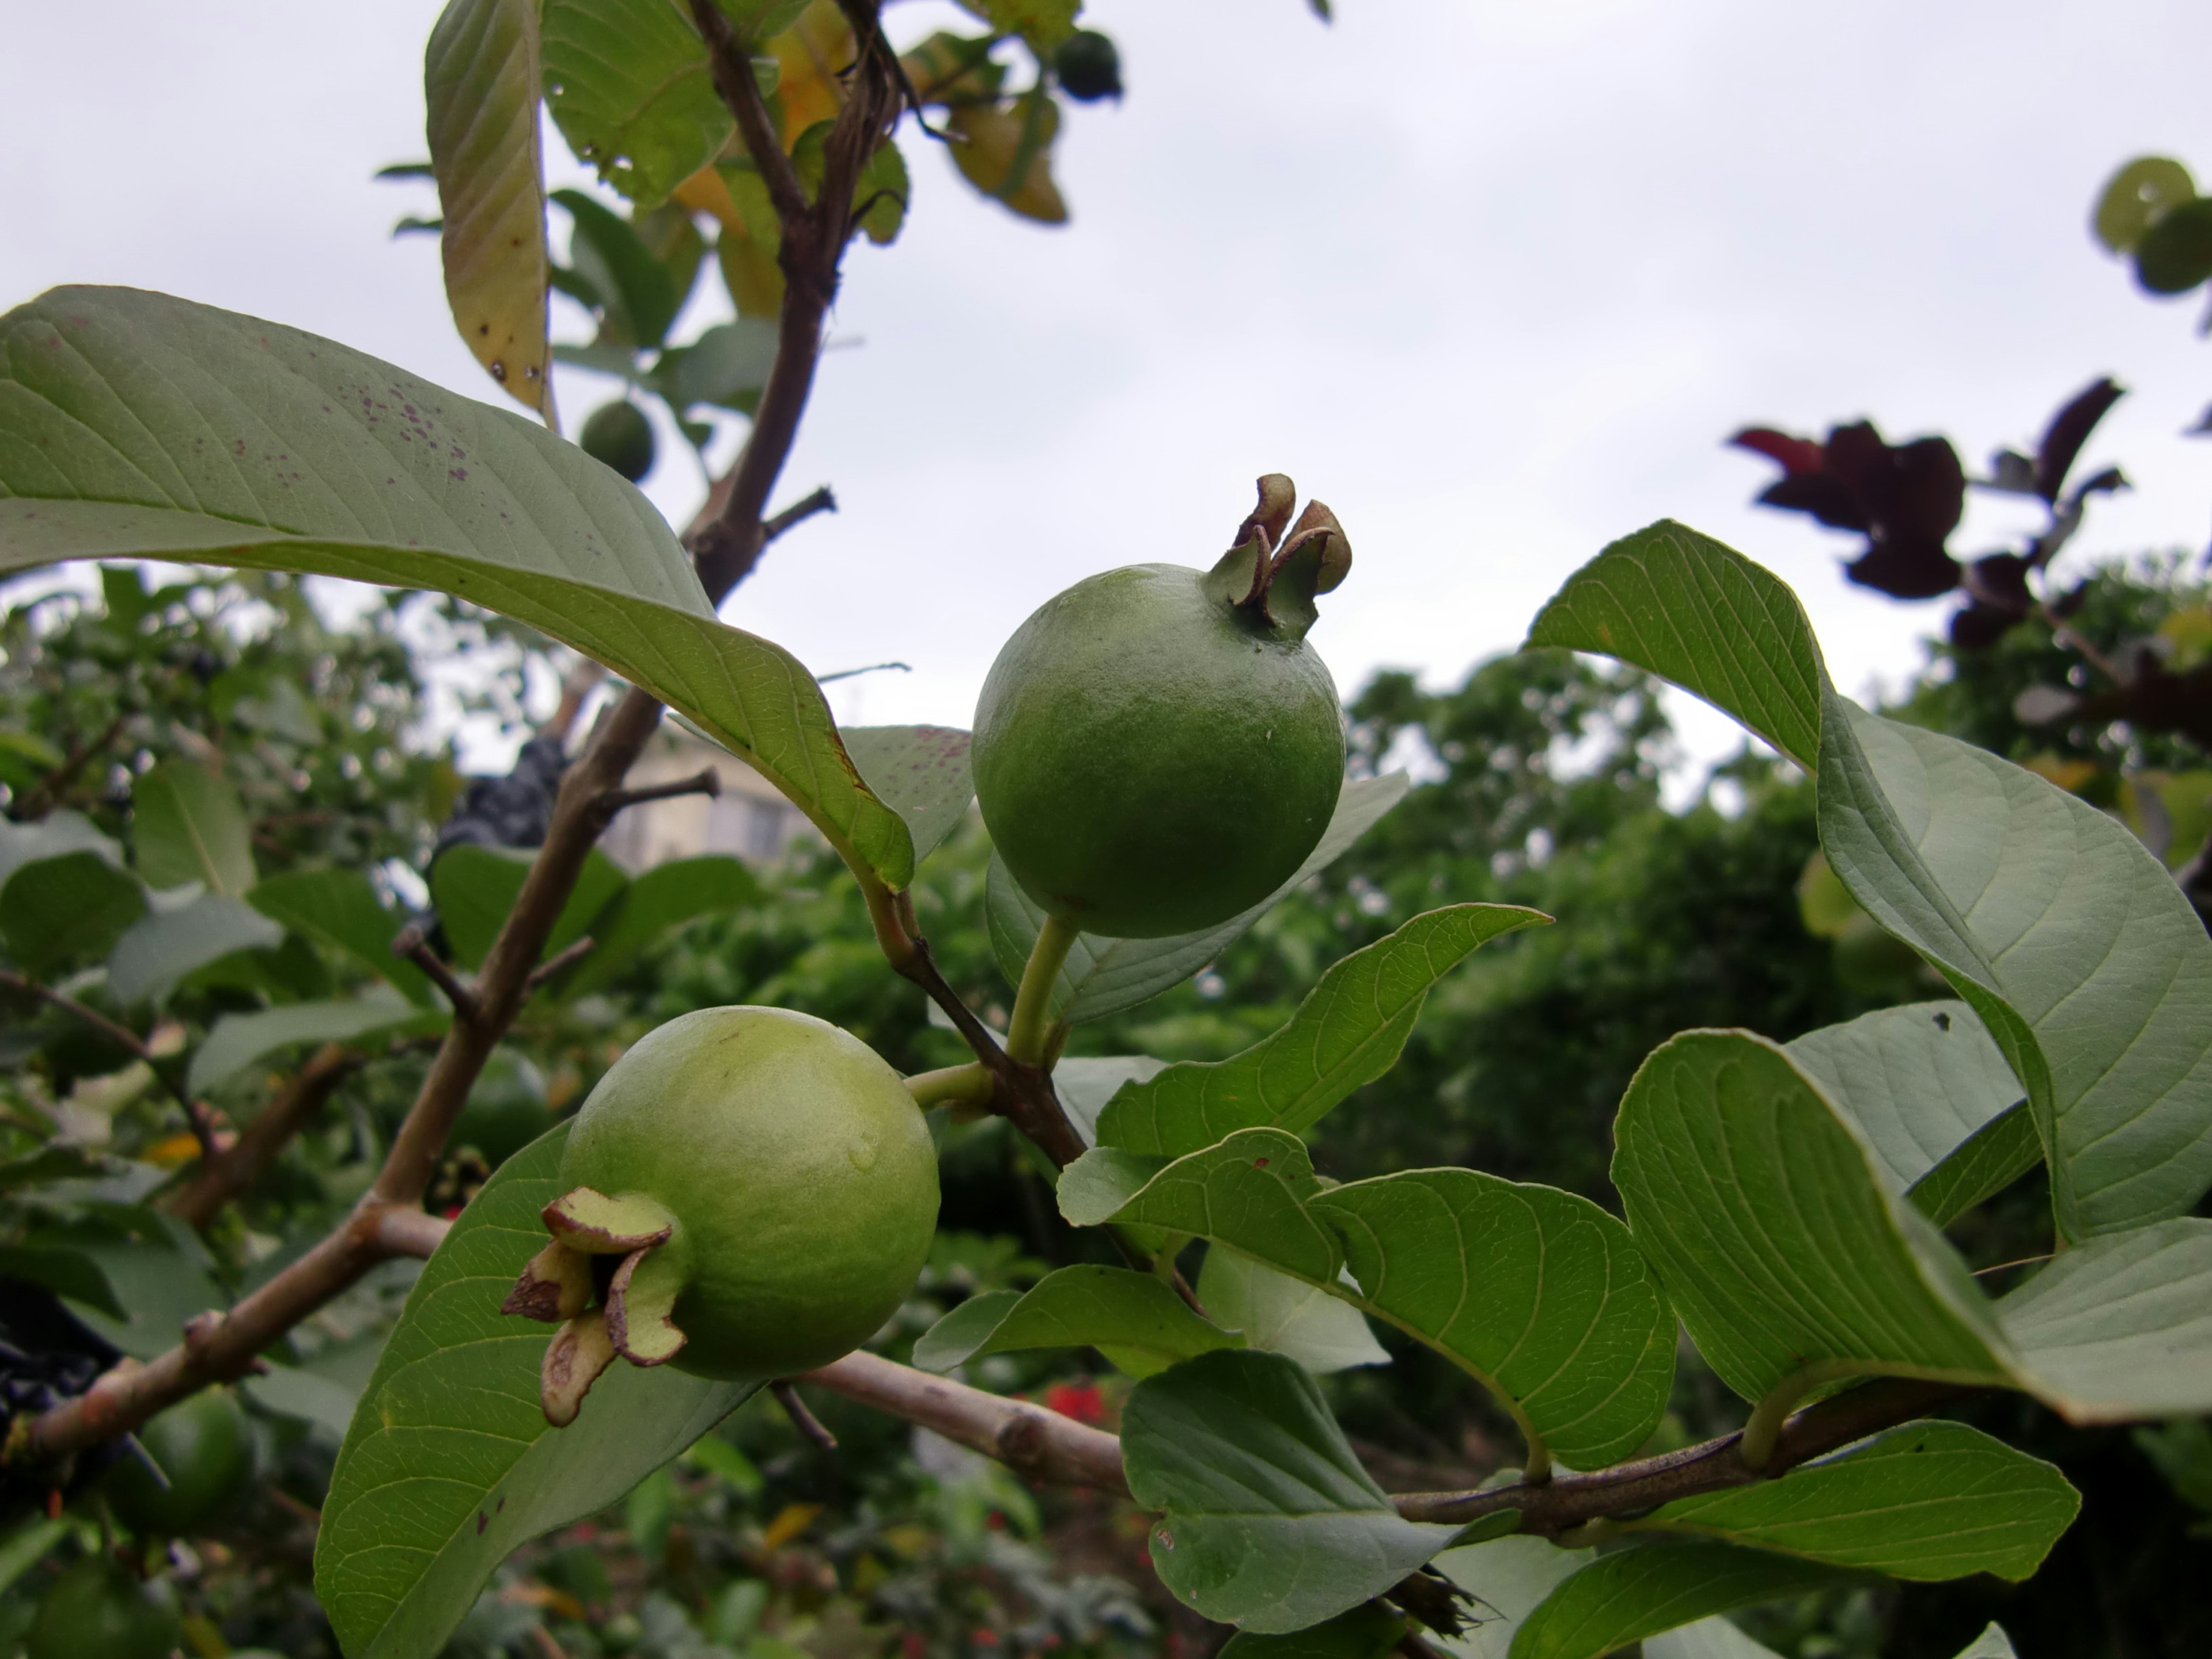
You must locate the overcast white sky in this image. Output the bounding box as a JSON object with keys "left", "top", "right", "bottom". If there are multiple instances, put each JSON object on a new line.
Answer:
{"left": 5, "top": 0, "right": 2209, "bottom": 776}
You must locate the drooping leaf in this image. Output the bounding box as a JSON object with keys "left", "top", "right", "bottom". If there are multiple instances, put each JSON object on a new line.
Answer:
{"left": 188, "top": 986, "right": 444, "bottom": 1096}
{"left": 1612, "top": 1031, "right": 2011, "bottom": 1405}
{"left": 1058, "top": 1128, "right": 1342, "bottom": 1286}
{"left": 132, "top": 758, "right": 256, "bottom": 897}
{"left": 1508, "top": 1543, "right": 1858, "bottom": 1659}
{"left": 1529, "top": 524, "right": 2212, "bottom": 1238}
{"left": 840, "top": 726, "right": 974, "bottom": 866}
{"left": 1195, "top": 1251, "right": 1388, "bottom": 1376}
{"left": 946, "top": 93, "right": 1068, "bottom": 224}
{"left": 558, "top": 855, "right": 761, "bottom": 997}
{"left": 541, "top": 0, "right": 729, "bottom": 209}
{"left": 0, "top": 287, "right": 915, "bottom": 888}
{"left": 430, "top": 845, "right": 628, "bottom": 973}
{"left": 1641, "top": 1420, "right": 2078, "bottom": 1581}
{"left": 426, "top": 0, "right": 552, "bottom": 410}
{"left": 1314, "top": 1169, "right": 1675, "bottom": 1471}
{"left": 912, "top": 1264, "right": 1238, "bottom": 1378}
{"left": 107, "top": 893, "right": 284, "bottom": 1005}
{"left": 1120, "top": 1350, "right": 1463, "bottom": 1633}
{"left": 249, "top": 866, "right": 435, "bottom": 1005}
{"left": 1996, "top": 1218, "right": 2212, "bottom": 1421}
{"left": 0, "top": 850, "right": 146, "bottom": 975}
{"left": 1218, "top": 1603, "right": 1410, "bottom": 1659}
{"left": 988, "top": 773, "right": 1410, "bottom": 1025}
{"left": 1099, "top": 904, "right": 1547, "bottom": 1157}
{"left": 316, "top": 1124, "right": 757, "bottom": 1659}
{"left": 1783, "top": 1001, "right": 2027, "bottom": 1216}
{"left": 1524, "top": 520, "right": 1822, "bottom": 771}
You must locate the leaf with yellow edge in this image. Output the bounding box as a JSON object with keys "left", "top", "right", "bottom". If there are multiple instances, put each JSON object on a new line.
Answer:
{"left": 948, "top": 92, "right": 1068, "bottom": 224}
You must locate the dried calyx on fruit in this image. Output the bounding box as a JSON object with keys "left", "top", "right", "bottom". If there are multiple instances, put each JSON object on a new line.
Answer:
{"left": 971, "top": 474, "right": 1350, "bottom": 940}
{"left": 503, "top": 1006, "right": 938, "bottom": 1426}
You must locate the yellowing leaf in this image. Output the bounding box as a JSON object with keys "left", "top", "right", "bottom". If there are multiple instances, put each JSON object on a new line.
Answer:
{"left": 770, "top": 0, "right": 853, "bottom": 149}
{"left": 947, "top": 92, "right": 1067, "bottom": 224}
{"left": 760, "top": 1501, "right": 823, "bottom": 1550}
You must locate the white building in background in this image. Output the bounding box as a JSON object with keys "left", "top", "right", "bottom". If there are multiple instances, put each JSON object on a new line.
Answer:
{"left": 597, "top": 725, "right": 818, "bottom": 870}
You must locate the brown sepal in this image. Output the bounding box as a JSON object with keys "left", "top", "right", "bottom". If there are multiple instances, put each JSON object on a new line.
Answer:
{"left": 502, "top": 1240, "right": 593, "bottom": 1323}
{"left": 540, "top": 1309, "right": 618, "bottom": 1428}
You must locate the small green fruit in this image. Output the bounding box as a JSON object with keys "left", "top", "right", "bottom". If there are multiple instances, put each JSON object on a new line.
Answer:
{"left": 972, "top": 475, "right": 1349, "bottom": 939}
{"left": 27, "top": 1555, "right": 179, "bottom": 1659}
{"left": 505, "top": 1007, "right": 938, "bottom": 1423}
{"left": 580, "top": 400, "right": 656, "bottom": 482}
{"left": 1054, "top": 30, "right": 1123, "bottom": 101}
{"left": 104, "top": 1387, "right": 252, "bottom": 1537}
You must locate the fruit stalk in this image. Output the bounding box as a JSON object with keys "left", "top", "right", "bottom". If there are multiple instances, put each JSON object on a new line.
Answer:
{"left": 1006, "top": 913, "right": 1081, "bottom": 1067}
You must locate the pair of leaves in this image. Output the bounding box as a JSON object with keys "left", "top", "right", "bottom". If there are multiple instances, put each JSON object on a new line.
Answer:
{"left": 986, "top": 772, "right": 1411, "bottom": 1025}
{"left": 0, "top": 287, "right": 915, "bottom": 892}
{"left": 1528, "top": 521, "right": 2212, "bottom": 1240}
{"left": 1614, "top": 1028, "right": 2212, "bottom": 1425}
{"left": 316, "top": 1126, "right": 757, "bottom": 1659}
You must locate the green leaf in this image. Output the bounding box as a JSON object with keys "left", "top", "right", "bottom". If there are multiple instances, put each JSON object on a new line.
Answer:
{"left": 1642, "top": 1618, "right": 1786, "bottom": 1659}
{"left": 1904, "top": 1104, "right": 2041, "bottom": 1232}
{"left": 957, "top": 0, "right": 1080, "bottom": 52}
{"left": 1509, "top": 1543, "right": 1858, "bottom": 1659}
{"left": 1529, "top": 523, "right": 2212, "bottom": 1238}
{"left": 430, "top": 844, "right": 628, "bottom": 972}
{"left": 1524, "top": 520, "right": 1822, "bottom": 771}
{"left": 1121, "top": 1350, "right": 1463, "bottom": 1633}
{"left": 551, "top": 188, "right": 680, "bottom": 350}
{"left": 107, "top": 892, "right": 284, "bottom": 1005}
{"left": 1314, "top": 1169, "right": 1675, "bottom": 1471}
{"left": 0, "top": 287, "right": 915, "bottom": 889}
{"left": 0, "top": 809, "right": 122, "bottom": 888}
{"left": 426, "top": 0, "right": 552, "bottom": 410}
{"left": 1099, "top": 904, "right": 1547, "bottom": 1157}
{"left": 1818, "top": 700, "right": 2212, "bottom": 1238}
{"left": 0, "top": 1243, "right": 127, "bottom": 1319}
{"left": 1218, "top": 1604, "right": 1409, "bottom": 1659}
{"left": 854, "top": 138, "right": 911, "bottom": 245}
{"left": 132, "top": 758, "right": 256, "bottom": 897}
{"left": 541, "top": 0, "right": 728, "bottom": 208}
{"left": 187, "top": 986, "right": 442, "bottom": 1096}
{"left": 2093, "top": 156, "right": 2196, "bottom": 253}
{"left": 1058, "top": 1128, "right": 1342, "bottom": 1286}
{"left": 316, "top": 1124, "right": 757, "bottom": 1659}
{"left": 714, "top": 0, "right": 809, "bottom": 46}
{"left": 249, "top": 867, "right": 435, "bottom": 1006}
{"left": 52, "top": 1210, "right": 227, "bottom": 1361}
{"left": 1996, "top": 1218, "right": 2212, "bottom": 1421}
{"left": 1783, "top": 1001, "right": 2027, "bottom": 1215}
{"left": 988, "top": 773, "right": 1411, "bottom": 1026}
{"left": 656, "top": 319, "right": 777, "bottom": 416}
{"left": 1052, "top": 1055, "right": 1166, "bottom": 1146}
{"left": 0, "top": 849, "right": 146, "bottom": 975}
{"left": 1948, "top": 1626, "right": 2020, "bottom": 1659}
{"left": 1428, "top": 1536, "right": 1593, "bottom": 1659}
{"left": 1641, "top": 1420, "right": 2078, "bottom": 1581}
{"left": 1612, "top": 1031, "right": 2010, "bottom": 1405}
{"left": 912, "top": 1264, "right": 1239, "bottom": 1377}
{"left": 840, "top": 726, "right": 974, "bottom": 867}
{"left": 1195, "top": 1251, "right": 1388, "bottom": 1376}
{"left": 559, "top": 854, "right": 760, "bottom": 997}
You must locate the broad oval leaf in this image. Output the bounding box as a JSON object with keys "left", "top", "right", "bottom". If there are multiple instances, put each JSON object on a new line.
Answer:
{"left": 1058, "top": 1128, "right": 1343, "bottom": 1286}
{"left": 841, "top": 725, "right": 974, "bottom": 867}
{"left": 1642, "top": 1419, "right": 2078, "bottom": 1581}
{"left": 0, "top": 287, "right": 914, "bottom": 887}
{"left": 987, "top": 773, "right": 1411, "bottom": 1026}
{"left": 1783, "top": 1001, "right": 2029, "bottom": 1222}
{"left": 1099, "top": 903, "right": 1547, "bottom": 1157}
{"left": 0, "top": 809, "right": 121, "bottom": 886}
{"left": 430, "top": 844, "right": 628, "bottom": 972}
{"left": 1509, "top": 1543, "right": 1857, "bottom": 1659}
{"left": 0, "top": 849, "right": 146, "bottom": 975}
{"left": 912, "top": 1264, "right": 1239, "bottom": 1378}
{"left": 1313, "top": 1169, "right": 1674, "bottom": 1471}
{"left": 558, "top": 854, "right": 761, "bottom": 997}
{"left": 1120, "top": 1349, "right": 1463, "bottom": 1633}
{"left": 187, "top": 986, "right": 444, "bottom": 1096}
{"left": 1195, "top": 1250, "right": 1389, "bottom": 1376}
{"left": 132, "top": 757, "right": 256, "bottom": 897}
{"left": 107, "top": 892, "right": 283, "bottom": 1005}
{"left": 541, "top": 0, "right": 729, "bottom": 208}
{"left": 1612, "top": 1031, "right": 2011, "bottom": 1404}
{"left": 427, "top": 0, "right": 552, "bottom": 410}
{"left": 249, "top": 866, "right": 435, "bottom": 1006}
{"left": 315, "top": 1124, "right": 756, "bottom": 1659}
{"left": 1995, "top": 1218, "right": 2212, "bottom": 1421}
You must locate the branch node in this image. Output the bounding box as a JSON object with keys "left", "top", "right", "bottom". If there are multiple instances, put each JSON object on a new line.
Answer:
{"left": 524, "top": 935, "right": 597, "bottom": 994}
{"left": 592, "top": 769, "right": 720, "bottom": 824}
{"left": 392, "top": 925, "right": 481, "bottom": 1023}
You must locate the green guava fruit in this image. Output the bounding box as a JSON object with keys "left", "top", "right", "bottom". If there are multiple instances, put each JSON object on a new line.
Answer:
{"left": 27, "top": 1555, "right": 179, "bottom": 1659}
{"left": 1054, "top": 30, "right": 1122, "bottom": 101}
{"left": 104, "top": 1386, "right": 252, "bottom": 1537}
{"left": 580, "top": 399, "right": 656, "bottom": 482}
{"left": 504, "top": 1006, "right": 938, "bottom": 1424}
{"left": 972, "top": 475, "right": 1349, "bottom": 940}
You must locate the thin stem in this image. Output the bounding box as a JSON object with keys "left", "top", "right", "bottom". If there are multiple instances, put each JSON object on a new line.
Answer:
{"left": 390, "top": 925, "right": 480, "bottom": 1024}
{"left": 1006, "top": 914, "right": 1079, "bottom": 1068}
{"left": 591, "top": 769, "right": 719, "bottom": 823}
{"left": 523, "top": 935, "right": 597, "bottom": 994}
{"left": 763, "top": 486, "right": 837, "bottom": 544}
{"left": 770, "top": 1379, "right": 839, "bottom": 1450}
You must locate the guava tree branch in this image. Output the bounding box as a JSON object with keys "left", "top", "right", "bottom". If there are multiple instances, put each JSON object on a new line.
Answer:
{"left": 162, "top": 1042, "right": 362, "bottom": 1229}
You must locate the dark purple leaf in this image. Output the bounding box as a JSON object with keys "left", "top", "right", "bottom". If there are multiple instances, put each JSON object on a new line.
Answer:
{"left": 2034, "top": 378, "right": 2125, "bottom": 503}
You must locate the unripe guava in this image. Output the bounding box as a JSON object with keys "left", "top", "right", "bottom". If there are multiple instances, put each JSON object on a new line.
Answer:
{"left": 28, "top": 1556, "right": 179, "bottom": 1659}
{"left": 580, "top": 400, "right": 656, "bottom": 482}
{"left": 104, "top": 1387, "right": 253, "bottom": 1536}
{"left": 972, "top": 475, "right": 1349, "bottom": 939}
{"left": 505, "top": 1006, "right": 938, "bottom": 1424}
{"left": 1054, "top": 30, "right": 1123, "bottom": 101}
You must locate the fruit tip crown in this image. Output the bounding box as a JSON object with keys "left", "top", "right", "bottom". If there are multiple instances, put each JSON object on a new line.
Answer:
{"left": 1205, "top": 473, "right": 1352, "bottom": 641}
